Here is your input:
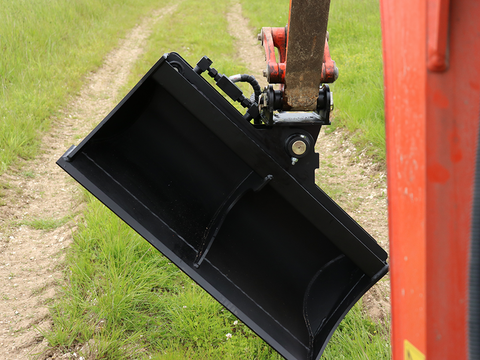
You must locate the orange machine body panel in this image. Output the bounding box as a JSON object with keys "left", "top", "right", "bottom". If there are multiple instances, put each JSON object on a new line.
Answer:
{"left": 381, "top": 0, "right": 480, "bottom": 358}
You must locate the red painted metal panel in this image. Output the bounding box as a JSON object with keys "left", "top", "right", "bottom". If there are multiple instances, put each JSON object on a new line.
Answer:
{"left": 425, "top": 1, "right": 480, "bottom": 357}
{"left": 380, "top": 0, "right": 427, "bottom": 358}
{"left": 381, "top": 0, "right": 480, "bottom": 358}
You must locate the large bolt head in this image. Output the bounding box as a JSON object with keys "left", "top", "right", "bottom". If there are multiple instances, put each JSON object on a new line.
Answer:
{"left": 291, "top": 140, "right": 307, "bottom": 156}
{"left": 286, "top": 134, "right": 311, "bottom": 159}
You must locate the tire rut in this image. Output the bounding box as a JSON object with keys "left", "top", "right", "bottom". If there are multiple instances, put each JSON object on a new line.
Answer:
{"left": 0, "top": 5, "right": 178, "bottom": 359}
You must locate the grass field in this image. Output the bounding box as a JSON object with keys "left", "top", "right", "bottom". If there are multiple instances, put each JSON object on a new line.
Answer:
{"left": 0, "top": 0, "right": 169, "bottom": 174}
{"left": 42, "top": 0, "right": 391, "bottom": 359}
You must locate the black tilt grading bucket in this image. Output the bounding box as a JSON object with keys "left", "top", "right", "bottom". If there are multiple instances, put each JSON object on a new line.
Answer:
{"left": 57, "top": 53, "right": 388, "bottom": 360}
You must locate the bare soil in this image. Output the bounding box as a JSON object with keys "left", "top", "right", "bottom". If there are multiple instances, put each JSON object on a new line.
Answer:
{"left": 0, "top": 5, "right": 177, "bottom": 359}
{"left": 227, "top": 2, "right": 390, "bottom": 324}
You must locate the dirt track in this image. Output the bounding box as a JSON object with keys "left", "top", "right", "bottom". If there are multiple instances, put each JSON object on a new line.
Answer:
{"left": 0, "top": 5, "right": 177, "bottom": 359}
{"left": 0, "top": 3, "right": 389, "bottom": 359}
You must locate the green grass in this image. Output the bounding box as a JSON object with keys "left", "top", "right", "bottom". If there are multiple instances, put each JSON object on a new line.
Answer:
{"left": 240, "top": 0, "right": 386, "bottom": 161}
{"left": 322, "top": 302, "right": 390, "bottom": 359}
{"left": 328, "top": 0, "right": 385, "bottom": 160}
{"left": 21, "top": 217, "right": 69, "bottom": 231}
{"left": 0, "top": 0, "right": 170, "bottom": 174}
{"left": 22, "top": 170, "right": 36, "bottom": 178}
{"left": 239, "top": 0, "right": 289, "bottom": 31}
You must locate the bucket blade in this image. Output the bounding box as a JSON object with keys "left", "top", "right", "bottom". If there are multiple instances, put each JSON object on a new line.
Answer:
{"left": 57, "top": 53, "right": 388, "bottom": 360}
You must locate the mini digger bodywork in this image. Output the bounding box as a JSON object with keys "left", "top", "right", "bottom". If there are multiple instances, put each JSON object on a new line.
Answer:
{"left": 57, "top": 2, "right": 388, "bottom": 359}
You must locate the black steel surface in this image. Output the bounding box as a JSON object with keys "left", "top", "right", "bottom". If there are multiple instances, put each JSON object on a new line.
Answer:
{"left": 57, "top": 53, "right": 388, "bottom": 360}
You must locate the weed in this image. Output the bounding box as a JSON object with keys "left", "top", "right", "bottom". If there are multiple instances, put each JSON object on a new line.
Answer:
{"left": 0, "top": 181, "right": 12, "bottom": 190}
{"left": 21, "top": 217, "right": 69, "bottom": 231}
{"left": 22, "top": 170, "right": 36, "bottom": 178}
{"left": 31, "top": 284, "right": 49, "bottom": 296}
{"left": 0, "top": 181, "right": 9, "bottom": 205}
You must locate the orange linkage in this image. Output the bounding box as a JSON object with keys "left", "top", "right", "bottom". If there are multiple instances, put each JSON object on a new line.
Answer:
{"left": 320, "top": 37, "right": 338, "bottom": 83}
{"left": 260, "top": 27, "right": 287, "bottom": 84}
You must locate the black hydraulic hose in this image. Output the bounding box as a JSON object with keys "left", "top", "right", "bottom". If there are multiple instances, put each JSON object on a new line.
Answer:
{"left": 470, "top": 105, "right": 480, "bottom": 360}
{"left": 229, "top": 74, "right": 262, "bottom": 104}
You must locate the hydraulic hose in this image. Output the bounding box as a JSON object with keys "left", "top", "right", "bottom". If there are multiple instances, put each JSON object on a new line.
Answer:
{"left": 229, "top": 74, "right": 262, "bottom": 104}
{"left": 469, "top": 105, "right": 480, "bottom": 360}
